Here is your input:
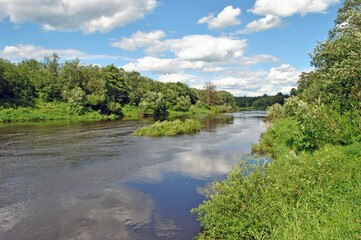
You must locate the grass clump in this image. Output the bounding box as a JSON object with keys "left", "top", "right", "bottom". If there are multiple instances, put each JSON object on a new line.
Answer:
{"left": 133, "top": 119, "right": 201, "bottom": 136}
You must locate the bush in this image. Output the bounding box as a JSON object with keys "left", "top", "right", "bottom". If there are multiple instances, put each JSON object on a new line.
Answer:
{"left": 266, "top": 103, "right": 284, "bottom": 120}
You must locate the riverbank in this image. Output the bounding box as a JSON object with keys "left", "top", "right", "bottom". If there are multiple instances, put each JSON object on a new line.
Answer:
{"left": 0, "top": 102, "right": 239, "bottom": 123}
{"left": 192, "top": 116, "right": 361, "bottom": 239}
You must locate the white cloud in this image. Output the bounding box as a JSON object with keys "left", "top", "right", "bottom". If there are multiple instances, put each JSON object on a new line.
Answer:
{"left": 249, "top": 0, "right": 339, "bottom": 17}
{"left": 158, "top": 73, "right": 203, "bottom": 84}
{"left": 159, "top": 35, "right": 247, "bottom": 61}
{"left": 111, "top": 30, "right": 166, "bottom": 50}
{"left": 239, "top": 54, "right": 280, "bottom": 65}
{"left": 265, "top": 64, "right": 300, "bottom": 85}
{"left": 0, "top": 44, "right": 128, "bottom": 61}
{"left": 122, "top": 56, "right": 227, "bottom": 74}
{"left": 198, "top": 6, "right": 241, "bottom": 30}
{"left": 114, "top": 33, "right": 248, "bottom": 62}
{"left": 212, "top": 64, "right": 300, "bottom": 96}
{"left": 236, "top": 15, "right": 284, "bottom": 34}
{"left": 0, "top": 0, "right": 157, "bottom": 34}
{"left": 0, "top": 44, "right": 85, "bottom": 60}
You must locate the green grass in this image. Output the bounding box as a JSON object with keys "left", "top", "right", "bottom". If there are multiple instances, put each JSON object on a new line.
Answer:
{"left": 0, "top": 101, "right": 119, "bottom": 123}
{"left": 133, "top": 119, "right": 202, "bottom": 136}
{"left": 192, "top": 118, "right": 361, "bottom": 239}
{"left": 0, "top": 102, "right": 237, "bottom": 123}
{"left": 120, "top": 104, "right": 141, "bottom": 120}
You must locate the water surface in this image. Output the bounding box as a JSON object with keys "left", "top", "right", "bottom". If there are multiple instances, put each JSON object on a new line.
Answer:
{"left": 0, "top": 111, "right": 266, "bottom": 239}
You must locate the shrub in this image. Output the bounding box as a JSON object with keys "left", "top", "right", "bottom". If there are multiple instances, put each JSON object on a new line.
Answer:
{"left": 266, "top": 103, "right": 284, "bottom": 120}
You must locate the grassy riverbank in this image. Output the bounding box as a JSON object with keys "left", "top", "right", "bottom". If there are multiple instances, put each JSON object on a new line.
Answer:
{"left": 192, "top": 2, "right": 361, "bottom": 238}
{"left": 0, "top": 101, "right": 120, "bottom": 122}
{"left": 133, "top": 119, "right": 201, "bottom": 136}
{"left": 192, "top": 117, "right": 361, "bottom": 239}
{"left": 0, "top": 102, "right": 238, "bottom": 123}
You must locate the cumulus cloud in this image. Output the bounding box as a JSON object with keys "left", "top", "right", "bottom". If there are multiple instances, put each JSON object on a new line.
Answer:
{"left": 236, "top": 15, "right": 285, "bottom": 34}
{"left": 265, "top": 64, "right": 300, "bottom": 84}
{"left": 249, "top": 0, "right": 339, "bottom": 17}
{"left": 0, "top": 44, "right": 127, "bottom": 61}
{"left": 198, "top": 6, "right": 241, "bottom": 30}
{"left": 157, "top": 35, "right": 247, "bottom": 61}
{"left": 239, "top": 54, "right": 280, "bottom": 65}
{"left": 114, "top": 32, "right": 248, "bottom": 62}
{"left": 0, "top": 44, "right": 85, "bottom": 60}
{"left": 236, "top": 0, "right": 338, "bottom": 33}
{"left": 111, "top": 30, "right": 166, "bottom": 50}
{"left": 0, "top": 0, "right": 157, "bottom": 33}
{"left": 213, "top": 64, "right": 300, "bottom": 96}
{"left": 158, "top": 73, "right": 203, "bottom": 84}
{"left": 122, "top": 56, "right": 227, "bottom": 74}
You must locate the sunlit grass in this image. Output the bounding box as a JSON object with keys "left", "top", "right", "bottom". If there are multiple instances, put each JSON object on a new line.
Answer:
{"left": 192, "top": 118, "right": 361, "bottom": 239}
{"left": 0, "top": 102, "right": 119, "bottom": 122}
{"left": 133, "top": 119, "right": 201, "bottom": 136}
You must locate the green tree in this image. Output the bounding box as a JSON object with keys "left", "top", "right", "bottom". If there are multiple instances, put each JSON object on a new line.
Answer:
{"left": 139, "top": 91, "right": 167, "bottom": 115}
{"left": 203, "top": 82, "right": 217, "bottom": 106}
{"left": 103, "top": 64, "right": 128, "bottom": 104}
{"left": 303, "top": 0, "right": 361, "bottom": 114}
{"left": 217, "top": 90, "right": 237, "bottom": 108}
{"left": 83, "top": 65, "right": 106, "bottom": 108}
{"left": 173, "top": 95, "right": 191, "bottom": 111}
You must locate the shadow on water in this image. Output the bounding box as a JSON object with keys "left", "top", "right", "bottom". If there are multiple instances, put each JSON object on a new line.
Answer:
{"left": 0, "top": 111, "right": 266, "bottom": 240}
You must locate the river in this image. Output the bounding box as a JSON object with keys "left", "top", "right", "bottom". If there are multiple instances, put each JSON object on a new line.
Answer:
{"left": 0, "top": 111, "right": 266, "bottom": 240}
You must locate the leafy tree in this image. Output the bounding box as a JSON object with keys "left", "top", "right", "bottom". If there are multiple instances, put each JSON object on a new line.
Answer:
{"left": 62, "top": 86, "right": 86, "bottom": 114}
{"left": 217, "top": 90, "right": 237, "bottom": 109}
{"left": 302, "top": 0, "right": 361, "bottom": 114}
{"left": 139, "top": 91, "right": 166, "bottom": 115}
{"left": 173, "top": 95, "right": 191, "bottom": 111}
{"left": 102, "top": 64, "right": 128, "bottom": 106}
{"left": 203, "top": 82, "right": 217, "bottom": 106}
{"left": 83, "top": 65, "right": 106, "bottom": 108}
{"left": 290, "top": 88, "right": 297, "bottom": 96}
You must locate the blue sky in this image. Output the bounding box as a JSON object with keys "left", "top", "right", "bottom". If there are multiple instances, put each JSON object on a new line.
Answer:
{"left": 0, "top": 0, "right": 341, "bottom": 96}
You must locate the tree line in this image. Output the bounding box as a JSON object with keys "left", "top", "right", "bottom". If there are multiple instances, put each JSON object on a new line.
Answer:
{"left": 0, "top": 55, "right": 237, "bottom": 117}
{"left": 235, "top": 90, "right": 294, "bottom": 110}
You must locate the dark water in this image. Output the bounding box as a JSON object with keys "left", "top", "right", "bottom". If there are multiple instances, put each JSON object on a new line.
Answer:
{"left": 0, "top": 111, "right": 266, "bottom": 240}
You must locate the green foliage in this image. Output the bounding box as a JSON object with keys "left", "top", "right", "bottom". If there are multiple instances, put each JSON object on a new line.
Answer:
{"left": 173, "top": 95, "right": 191, "bottom": 111}
{"left": 62, "top": 87, "right": 86, "bottom": 114}
{"left": 266, "top": 103, "right": 284, "bottom": 120}
{"left": 299, "top": 0, "right": 361, "bottom": 116}
{"left": 139, "top": 91, "right": 167, "bottom": 116}
{"left": 193, "top": 118, "right": 361, "bottom": 239}
{"left": 235, "top": 92, "right": 289, "bottom": 110}
{"left": 217, "top": 90, "right": 237, "bottom": 109}
{"left": 0, "top": 55, "right": 236, "bottom": 122}
{"left": 133, "top": 119, "right": 201, "bottom": 136}
{"left": 0, "top": 101, "right": 116, "bottom": 122}
{"left": 193, "top": 2, "right": 361, "bottom": 239}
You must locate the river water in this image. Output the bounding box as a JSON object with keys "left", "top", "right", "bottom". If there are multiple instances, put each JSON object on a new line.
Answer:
{"left": 0, "top": 111, "right": 266, "bottom": 240}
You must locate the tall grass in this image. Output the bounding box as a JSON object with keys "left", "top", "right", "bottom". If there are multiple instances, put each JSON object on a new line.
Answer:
{"left": 133, "top": 119, "right": 201, "bottom": 136}
{"left": 192, "top": 118, "right": 361, "bottom": 239}
{"left": 0, "top": 102, "right": 119, "bottom": 122}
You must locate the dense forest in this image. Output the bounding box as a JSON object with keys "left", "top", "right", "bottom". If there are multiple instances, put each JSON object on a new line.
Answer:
{"left": 235, "top": 90, "right": 293, "bottom": 109}
{"left": 0, "top": 56, "right": 238, "bottom": 121}
{"left": 193, "top": 0, "right": 361, "bottom": 239}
